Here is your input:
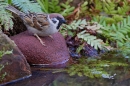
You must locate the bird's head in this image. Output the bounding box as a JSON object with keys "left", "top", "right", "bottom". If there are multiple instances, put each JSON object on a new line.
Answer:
{"left": 49, "top": 13, "right": 66, "bottom": 29}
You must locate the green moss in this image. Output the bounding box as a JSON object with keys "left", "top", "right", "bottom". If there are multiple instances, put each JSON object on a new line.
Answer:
{"left": 0, "top": 65, "right": 7, "bottom": 81}
{"left": 0, "top": 49, "right": 12, "bottom": 81}
{"left": 0, "top": 49, "right": 12, "bottom": 59}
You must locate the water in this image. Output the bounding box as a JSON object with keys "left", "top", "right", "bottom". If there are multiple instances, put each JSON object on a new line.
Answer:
{"left": 5, "top": 66, "right": 130, "bottom": 86}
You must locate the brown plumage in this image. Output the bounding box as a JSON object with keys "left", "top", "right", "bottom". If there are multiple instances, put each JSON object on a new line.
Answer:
{"left": 5, "top": 5, "right": 66, "bottom": 46}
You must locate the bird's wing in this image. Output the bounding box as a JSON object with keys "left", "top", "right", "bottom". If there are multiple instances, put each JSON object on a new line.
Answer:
{"left": 23, "top": 15, "right": 34, "bottom": 27}
{"left": 5, "top": 5, "right": 34, "bottom": 26}
{"left": 24, "top": 13, "right": 50, "bottom": 31}
{"left": 6, "top": 5, "right": 50, "bottom": 31}
{"left": 32, "top": 14, "right": 50, "bottom": 31}
{"left": 32, "top": 16, "right": 43, "bottom": 31}
{"left": 5, "top": 5, "right": 25, "bottom": 16}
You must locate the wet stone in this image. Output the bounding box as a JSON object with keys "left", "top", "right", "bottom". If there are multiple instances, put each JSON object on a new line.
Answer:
{"left": 0, "top": 31, "right": 31, "bottom": 85}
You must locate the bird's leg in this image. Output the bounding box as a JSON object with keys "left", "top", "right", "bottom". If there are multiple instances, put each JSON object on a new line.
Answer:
{"left": 49, "top": 35, "right": 53, "bottom": 39}
{"left": 34, "top": 33, "right": 46, "bottom": 46}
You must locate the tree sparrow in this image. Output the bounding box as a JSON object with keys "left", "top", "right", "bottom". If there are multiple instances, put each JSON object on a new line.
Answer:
{"left": 5, "top": 5, "right": 66, "bottom": 46}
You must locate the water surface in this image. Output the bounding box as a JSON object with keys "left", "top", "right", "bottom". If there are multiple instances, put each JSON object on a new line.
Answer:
{"left": 6, "top": 66, "right": 130, "bottom": 86}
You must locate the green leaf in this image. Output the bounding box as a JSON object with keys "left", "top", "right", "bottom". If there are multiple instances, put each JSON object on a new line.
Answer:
{"left": 0, "top": 1, "right": 13, "bottom": 30}
{"left": 13, "top": 0, "right": 42, "bottom": 13}
{"left": 76, "top": 44, "right": 84, "bottom": 53}
{"left": 7, "top": 0, "right": 12, "bottom": 4}
{"left": 111, "top": 24, "right": 116, "bottom": 31}
{"left": 78, "top": 32, "right": 103, "bottom": 50}
{"left": 0, "top": 49, "right": 13, "bottom": 58}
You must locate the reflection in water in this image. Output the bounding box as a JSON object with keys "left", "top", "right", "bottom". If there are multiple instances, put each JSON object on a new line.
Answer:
{"left": 50, "top": 71, "right": 130, "bottom": 86}
{"left": 6, "top": 67, "right": 61, "bottom": 86}
{"left": 5, "top": 66, "right": 130, "bottom": 86}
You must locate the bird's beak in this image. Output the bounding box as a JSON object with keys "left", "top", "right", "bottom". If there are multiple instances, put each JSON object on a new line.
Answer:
{"left": 62, "top": 19, "right": 67, "bottom": 24}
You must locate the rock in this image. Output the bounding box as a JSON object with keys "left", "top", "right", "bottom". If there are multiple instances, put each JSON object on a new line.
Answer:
{"left": 6, "top": 67, "right": 62, "bottom": 86}
{"left": 0, "top": 31, "right": 31, "bottom": 85}
{"left": 10, "top": 31, "right": 70, "bottom": 66}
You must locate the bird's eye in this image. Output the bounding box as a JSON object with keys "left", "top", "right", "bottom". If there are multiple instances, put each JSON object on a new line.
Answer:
{"left": 52, "top": 20, "right": 56, "bottom": 23}
{"left": 51, "top": 18, "right": 57, "bottom": 24}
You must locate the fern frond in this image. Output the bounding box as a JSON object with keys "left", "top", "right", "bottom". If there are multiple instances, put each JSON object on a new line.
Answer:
{"left": 62, "top": 19, "right": 87, "bottom": 30}
{"left": 60, "top": 0, "right": 75, "bottom": 16}
{"left": 12, "top": 0, "right": 42, "bottom": 13}
{"left": 5, "top": 0, "right": 12, "bottom": 4}
{"left": 94, "top": 0, "right": 102, "bottom": 11}
{"left": 37, "top": 0, "right": 48, "bottom": 13}
{"left": 104, "top": 1, "right": 117, "bottom": 14}
{"left": 94, "top": 15, "right": 130, "bottom": 47}
{"left": 61, "top": 19, "right": 105, "bottom": 50}
{"left": 77, "top": 30, "right": 103, "bottom": 49}
{"left": 48, "top": 0, "right": 61, "bottom": 13}
{"left": 0, "top": 0, "right": 13, "bottom": 30}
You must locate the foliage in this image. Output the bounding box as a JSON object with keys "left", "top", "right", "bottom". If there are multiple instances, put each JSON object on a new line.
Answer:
{"left": 80, "top": 1, "right": 88, "bottom": 16}
{"left": 12, "top": 0, "right": 42, "bottom": 13}
{"left": 5, "top": 0, "right": 12, "bottom": 4}
{"left": 71, "top": 1, "right": 89, "bottom": 19}
{"left": 89, "top": 0, "right": 130, "bottom": 15}
{"left": 61, "top": 19, "right": 88, "bottom": 36}
{"left": 102, "top": 0, "right": 129, "bottom": 15}
{"left": 77, "top": 30, "right": 103, "bottom": 50}
{"left": 37, "top": 0, "right": 61, "bottom": 13}
{"left": 118, "top": 39, "right": 130, "bottom": 59}
{"left": 93, "top": 16, "right": 130, "bottom": 47}
{"left": 0, "top": 72, "right": 7, "bottom": 81}
{"left": 0, "top": 0, "right": 13, "bottom": 31}
{"left": 93, "top": 15, "right": 124, "bottom": 25}
{"left": 0, "top": 64, "right": 7, "bottom": 81}
{"left": 61, "top": 19, "right": 106, "bottom": 50}
{"left": 60, "top": 0, "right": 75, "bottom": 16}
{"left": 79, "top": 0, "right": 130, "bottom": 25}
{"left": 60, "top": 0, "right": 130, "bottom": 54}
{"left": 84, "top": 0, "right": 130, "bottom": 58}
{"left": 37, "top": 0, "right": 75, "bottom": 16}
{"left": 66, "top": 58, "right": 128, "bottom": 78}
{"left": 0, "top": 48, "right": 11, "bottom": 81}
{"left": 0, "top": 49, "right": 13, "bottom": 59}
{"left": 0, "top": 65, "right": 4, "bottom": 72}
{"left": 62, "top": 0, "right": 130, "bottom": 21}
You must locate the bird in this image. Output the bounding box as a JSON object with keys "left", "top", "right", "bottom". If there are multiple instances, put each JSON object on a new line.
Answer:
{"left": 5, "top": 5, "right": 66, "bottom": 46}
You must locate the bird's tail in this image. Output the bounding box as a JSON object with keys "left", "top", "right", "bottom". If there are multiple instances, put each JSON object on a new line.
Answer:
{"left": 5, "top": 5, "right": 25, "bottom": 16}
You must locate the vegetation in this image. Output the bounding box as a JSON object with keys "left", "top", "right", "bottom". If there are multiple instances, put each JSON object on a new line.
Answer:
{"left": 0, "top": 0, "right": 13, "bottom": 31}
{"left": 0, "top": 0, "right": 130, "bottom": 78}
{"left": 94, "top": 16, "right": 130, "bottom": 47}
{"left": 0, "top": 64, "right": 6, "bottom": 81}
{"left": 0, "top": 49, "right": 12, "bottom": 81}
{"left": 37, "top": 0, "right": 75, "bottom": 16}
{"left": 12, "top": 0, "right": 42, "bottom": 13}
{"left": 66, "top": 57, "right": 128, "bottom": 78}
{"left": 0, "top": 49, "right": 13, "bottom": 59}
{"left": 37, "top": 0, "right": 61, "bottom": 13}
{"left": 61, "top": 19, "right": 105, "bottom": 50}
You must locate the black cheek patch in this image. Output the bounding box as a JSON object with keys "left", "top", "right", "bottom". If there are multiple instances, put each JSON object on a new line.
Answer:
{"left": 56, "top": 16, "right": 66, "bottom": 30}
